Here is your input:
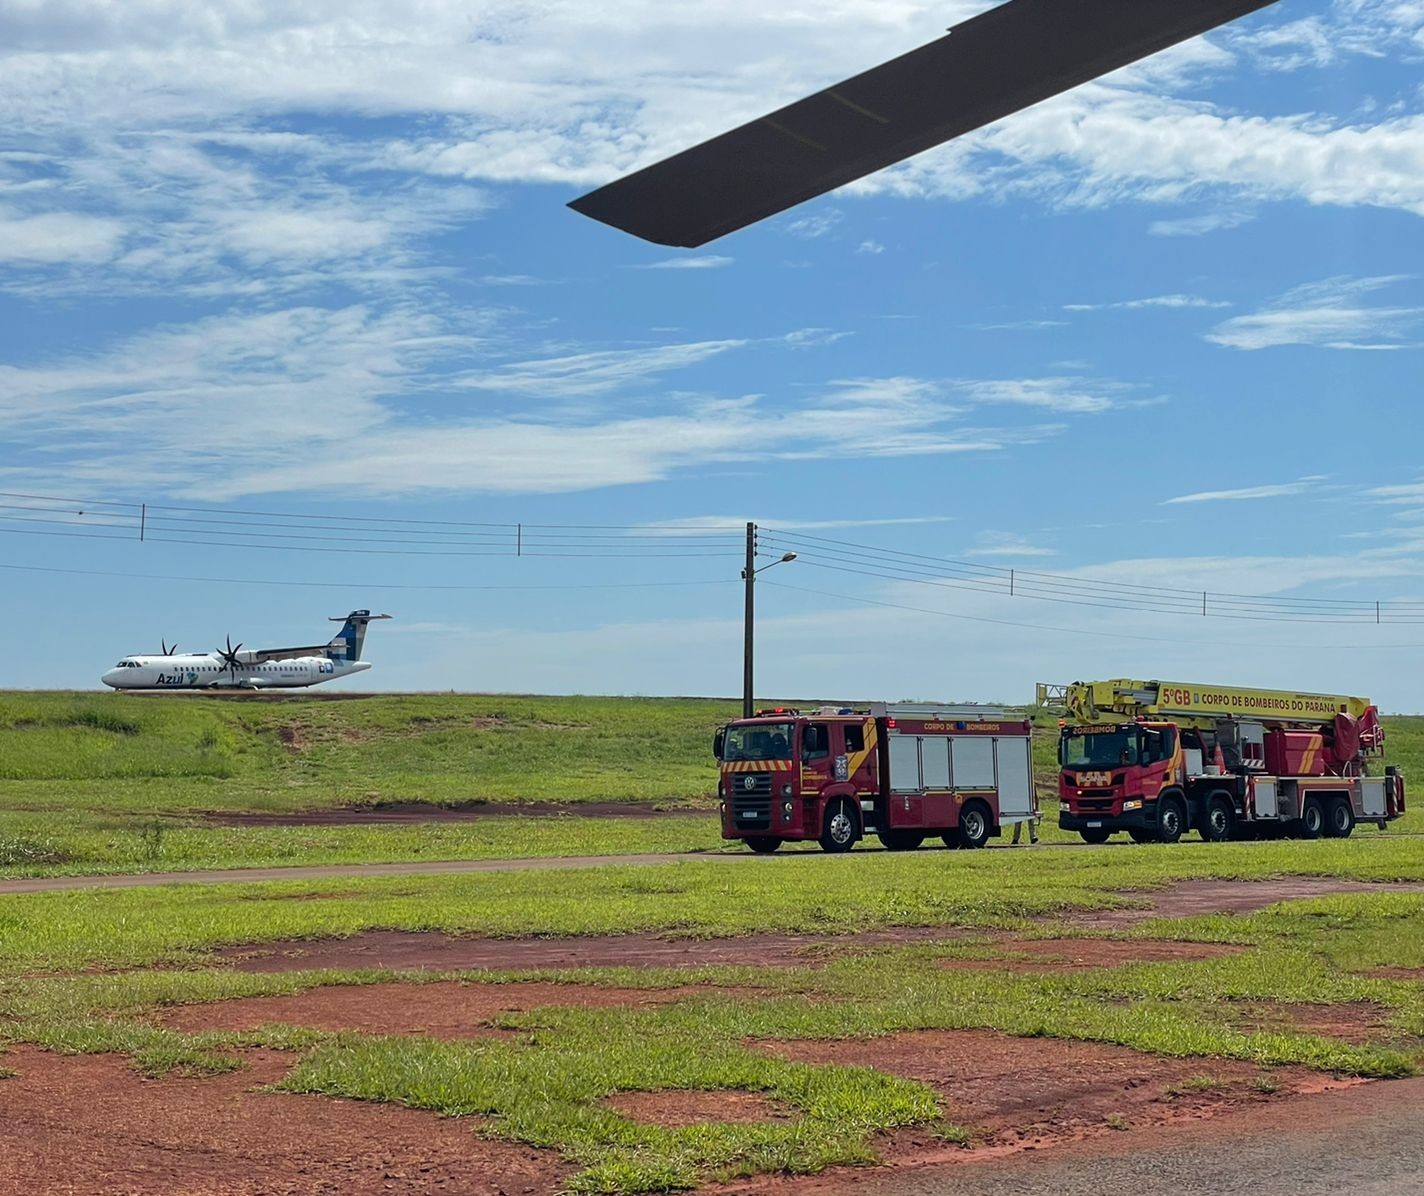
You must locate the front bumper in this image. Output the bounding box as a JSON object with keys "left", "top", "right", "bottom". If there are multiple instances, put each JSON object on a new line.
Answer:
{"left": 1059, "top": 804, "right": 1154, "bottom": 833}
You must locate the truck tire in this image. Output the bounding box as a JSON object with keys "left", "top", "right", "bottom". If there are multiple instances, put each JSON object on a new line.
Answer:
{"left": 1199, "top": 793, "right": 1235, "bottom": 843}
{"left": 819, "top": 798, "right": 858, "bottom": 853}
{"left": 956, "top": 801, "right": 991, "bottom": 850}
{"left": 1079, "top": 827, "right": 1111, "bottom": 845}
{"left": 1298, "top": 797, "right": 1325, "bottom": 840}
{"left": 1324, "top": 796, "right": 1355, "bottom": 839}
{"left": 1128, "top": 828, "right": 1155, "bottom": 844}
{"left": 1156, "top": 794, "right": 1187, "bottom": 845}
{"left": 940, "top": 832, "right": 962, "bottom": 850}
{"left": 878, "top": 830, "right": 925, "bottom": 851}
{"left": 745, "top": 836, "right": 782, "bottom": 854}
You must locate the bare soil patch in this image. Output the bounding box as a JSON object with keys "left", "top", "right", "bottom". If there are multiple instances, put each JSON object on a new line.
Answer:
{"left": 1058, "top": 878, "right": 1424, "bottom": 930}
{"left": 1223, "top": 999, "right": 1397, "bottom": 1045}
{"left": 0, "top": 1045, "right": 567, "bottom": 1195}
{"left": 159, "top": 980, "right": 738, "bottom": 1037}
{"left": 219, "top": 926, "right": 968, "bottom": 973}
{"left": 205, "top": 799, "right": 707, "bottom": 825}
{"left": 1368, "top": 965, "right": 1424, "bottom": 981}
{"left": 607, "top": 1088, "right": 793, "bottom": 1128}
{"left": 941, "top": 938, "right": 1242, "bottom": 973}
{"left": 759, "top": 1029, "right": 1357, "bottom": 1163}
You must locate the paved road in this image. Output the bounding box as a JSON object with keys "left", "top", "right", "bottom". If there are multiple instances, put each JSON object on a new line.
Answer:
{"left": 850, "top": 1078, "right": 1424, "bottom": 1196}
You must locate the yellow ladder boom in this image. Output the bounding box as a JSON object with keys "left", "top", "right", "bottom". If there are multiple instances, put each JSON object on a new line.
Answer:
{"left": 1066, "top": 679, "right": 1374, "bottom": 726}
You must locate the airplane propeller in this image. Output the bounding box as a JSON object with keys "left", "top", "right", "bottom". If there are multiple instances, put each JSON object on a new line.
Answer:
{"left": 161, "top": 639, "right": 178, "bottom": 655}
{"left": 218, "top": 635, "right": 246, "bottom": 678}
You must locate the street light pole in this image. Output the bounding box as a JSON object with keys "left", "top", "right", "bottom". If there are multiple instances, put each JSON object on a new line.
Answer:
{"left": 743, "top": 522, "right": 756, "bottom": 718}
{"left": 741, "top": 522, "right": 797, "bottom": 719}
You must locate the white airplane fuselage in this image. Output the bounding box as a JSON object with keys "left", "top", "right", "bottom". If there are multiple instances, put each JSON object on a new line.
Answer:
{"left": 102, "top": 654, "right": 371, "bottom": 690}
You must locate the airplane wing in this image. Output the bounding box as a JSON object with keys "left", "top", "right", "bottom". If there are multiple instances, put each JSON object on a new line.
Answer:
{"left": 568, "top": 0, "right": 1279, "bottom": 247}
{"left": 248, "top": 645, "right": 328, "bottom": 663}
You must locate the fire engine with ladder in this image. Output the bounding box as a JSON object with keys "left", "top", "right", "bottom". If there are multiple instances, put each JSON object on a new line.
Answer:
{"left": 1049, "top": 679, "right": 1405, "bottom": 844}
{"left": 715, "top": 703, "right": 1037, "bottom": 853}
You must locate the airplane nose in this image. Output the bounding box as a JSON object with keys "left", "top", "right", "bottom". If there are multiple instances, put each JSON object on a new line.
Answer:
{"left": 101, "top": 669, "right": 123, "bottom": 688}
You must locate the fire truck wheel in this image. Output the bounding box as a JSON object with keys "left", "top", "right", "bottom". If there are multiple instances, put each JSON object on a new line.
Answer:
{"left": 1199, "top": 793, "right": 1235, "bottom": 843}
{"left": 1079, "top": 827, "right": 1111, "bottom": 845}
{"left": 1128, "top": 828, "right": 1155, "bottom": 844}
{"left": 1324, "top": 796, "right": 1355, "bottom": 839}
{"left": 940, "top": 832, "right": 962, "bottom": 850}
{"left": 1156, "top": 795, "right": 1186, "bottom": 844}
{"left": 819, "top": 799, "right": 859, "bottom": 853}
{"left": 745, "top": 836, "right": 782, "bottom": 854}
{"left": 1298, "top": 797, "right": 1325, "bottom": 840}
{"left": 956, "top": 801, "right": 991, "bottom": 850}
{"left": 878, "top": 830, "right": 926, "bottom": 851}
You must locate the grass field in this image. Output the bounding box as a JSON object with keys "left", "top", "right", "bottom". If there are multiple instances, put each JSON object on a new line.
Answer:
{"left": 0, "top": 692, "right": 1418, "bottom": 878}
{"left": 2, "top": 846, "right": 1423, "bottom": 1190}
{"left": 3, "top": 691, "right": 1423, "bottom": 1191}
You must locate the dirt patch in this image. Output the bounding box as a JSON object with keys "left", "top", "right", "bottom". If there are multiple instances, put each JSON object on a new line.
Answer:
{"left": 1060, "top": 878, "right": 1424, "bottom": 930}
{"left": 760, "top": 1029, "right": 1359, "bottom": 1162}
{"left": 0, "top": 1045, "right": 567, "bottom": 1195}
{"left": 275, "top": 724, "right": 305, "bottom": 751}
{"left": 607, "top": 1088, "right": 793, "bottom": 1128}
{"left": 1369, "top": 966, "right": 1424, "bottom": 981}
{"left": 159, "top": 980, "right": 738, "bottom": 1037}
{"left": 219, "top": 926, "right": 969, "bottom": 973}
{"left": 1223, "top": 1000, "right": 1397, "bottom": 1045}
{"left": 205, "top": 800, "right": 708, "bottom": 826}
{"left": 941, "top": 937, "right": 1243, "bottom": 973}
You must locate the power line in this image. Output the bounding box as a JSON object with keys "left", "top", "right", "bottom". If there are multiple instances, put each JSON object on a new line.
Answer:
{"left": 760, "top": 579, "right": 1424, "bottom": 651}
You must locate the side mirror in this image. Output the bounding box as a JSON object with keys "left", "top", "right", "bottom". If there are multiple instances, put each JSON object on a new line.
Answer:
{"left": 713, "top": 729, "right": 726, "bottom": 759}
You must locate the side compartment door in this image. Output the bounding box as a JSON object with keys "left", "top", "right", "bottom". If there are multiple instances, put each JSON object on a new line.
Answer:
{"left": 995, "top": 738, "right": 1034, "bottom": 819}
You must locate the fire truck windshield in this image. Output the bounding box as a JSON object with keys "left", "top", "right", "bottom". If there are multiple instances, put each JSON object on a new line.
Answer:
{"left": 1060, "top": 727, "right": 1140, "bottom": 769}
{"left": 720, "top": 722, "right": 795, "bottom": 762}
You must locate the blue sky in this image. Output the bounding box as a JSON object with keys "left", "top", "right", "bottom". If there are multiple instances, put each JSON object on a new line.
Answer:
{"left": 2, "top": 0, "right": 1424, "bottom": 708}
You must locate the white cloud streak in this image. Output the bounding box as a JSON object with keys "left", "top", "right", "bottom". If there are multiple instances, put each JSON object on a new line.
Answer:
{"left": 1206, "top": 276, "right": 1424, "bottom": 350}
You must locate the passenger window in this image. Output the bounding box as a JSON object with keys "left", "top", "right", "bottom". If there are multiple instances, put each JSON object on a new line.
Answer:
{"left": 803, "top": 724, "right": 830, "bottom": 761}
{"left": 844, "top": 725, "right": 865, "bottom": 754}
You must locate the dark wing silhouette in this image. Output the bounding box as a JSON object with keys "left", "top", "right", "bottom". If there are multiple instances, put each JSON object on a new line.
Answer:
{"left": 569, "top": 0, "right": 1278, "bottom": 247}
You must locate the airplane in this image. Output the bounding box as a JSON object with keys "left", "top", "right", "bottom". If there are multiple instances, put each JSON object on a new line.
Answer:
{"left": 569, "top": 0, "right": 1280, "bottom": 247}
{"left": 101, "top": 611, "right": 392, "bottom": 691}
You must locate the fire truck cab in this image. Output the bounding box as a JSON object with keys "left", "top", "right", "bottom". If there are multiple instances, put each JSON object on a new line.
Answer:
{"left": 715, "top": 704, "right": 1037, "bottom": 854}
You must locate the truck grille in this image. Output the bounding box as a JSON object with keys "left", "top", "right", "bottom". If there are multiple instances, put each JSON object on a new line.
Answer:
{"left": 731, "top": 773, "right": 773, "bottom": 830}
{"left": 1075, "top": 791, "right": 1116, "bottom": 812}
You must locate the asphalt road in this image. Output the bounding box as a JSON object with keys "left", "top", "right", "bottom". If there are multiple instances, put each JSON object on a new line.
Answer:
{"left": 849, "top": 1078, "right": 1424, "bottom": 1196}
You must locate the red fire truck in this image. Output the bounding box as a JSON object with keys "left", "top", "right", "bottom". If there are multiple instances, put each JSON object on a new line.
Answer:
{"left": 714, "top": 703, "right": 1036, "bottom": 853}
{"left": 1053, "top": 679, "right": 1405, "bottom": 844}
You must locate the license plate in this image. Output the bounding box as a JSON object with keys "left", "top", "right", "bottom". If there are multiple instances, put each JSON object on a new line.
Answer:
{"left": 1087, "top": 820, "right": 1103, "bottom": 828}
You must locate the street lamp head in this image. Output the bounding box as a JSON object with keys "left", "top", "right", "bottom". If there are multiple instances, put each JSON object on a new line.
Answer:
{"left": 780, "top": 552, "right": 797, "bottom": 563}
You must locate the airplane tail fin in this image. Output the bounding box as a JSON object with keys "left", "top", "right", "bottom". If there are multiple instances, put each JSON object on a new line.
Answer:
{"left": 327, "top": 610, "right": 392, "bottom": 662}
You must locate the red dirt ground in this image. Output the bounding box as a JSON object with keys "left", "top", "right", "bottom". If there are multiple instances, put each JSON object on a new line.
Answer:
{"left": 160, "top": 980, "right": 744, "bottom": 1037}
{"left": 207, "top": 800, "right": 706, "bottom": 825}
{"left": 0, "top": 1045, "right": 568, "bottom": 1195}
{"left": 220, "top": 926, "right": 970, "bottom": 973}
{"left": 1221, "top": 999, "right": 1399, "bottom": 1044}
{"left": 940, "top": 938, "right": 1242, "bottom": 972}
{"left": 758, "top": 1029, "right": 1361, "bottom": 1164}
{"left": 607, "top": 1088, "right": 793, "bottom": 1128}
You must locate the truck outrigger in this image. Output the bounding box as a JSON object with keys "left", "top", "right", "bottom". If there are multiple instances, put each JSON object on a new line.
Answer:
{"left": 1052, "top": 679, "right": 1405, "bottom": 844}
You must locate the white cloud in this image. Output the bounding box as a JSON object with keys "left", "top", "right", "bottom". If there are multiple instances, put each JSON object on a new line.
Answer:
{"left": 965, "top": 532, "right": 1056, "bottom": 559}
{"left": 1148, "top": 211, "right": 1255, "bottom": 237}
{"left": 0, "top": 210, "right": 125, "bottom": 264}
{"left": 1163, "top": 479, "right": 1323, "bottom": 505}
{"left": 453, "top": 338, "right": 749, "bottom": 399}
{"left": 1206, "top": 275, "right": 1424, "bottom": 350}
{"left": 947, "top": 377, "right": 1159, "bottom": 415}
{"left": 856, "top": 240, "right": 885, "bottom": 255}
{"left": 1065, "top": 294, "right": 1232, "bottom": 313}
{"left": 631, "top": 255, "right": 734, "bottom": 270}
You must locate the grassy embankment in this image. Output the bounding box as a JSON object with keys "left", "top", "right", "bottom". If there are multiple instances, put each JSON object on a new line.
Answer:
{"left": 0, "top": 692, "right": 1418, "bottom": 876}
{"left": 1, "top": 845, "right": 1423, "bottom": 1190}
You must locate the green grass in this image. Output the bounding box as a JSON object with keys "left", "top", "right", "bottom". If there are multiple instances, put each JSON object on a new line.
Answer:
{"left": 1, "top": 693, "right": 1418, "bottom": 878}
{"left": 2, "top": 886, "right": 1421, "bottom": 1191}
